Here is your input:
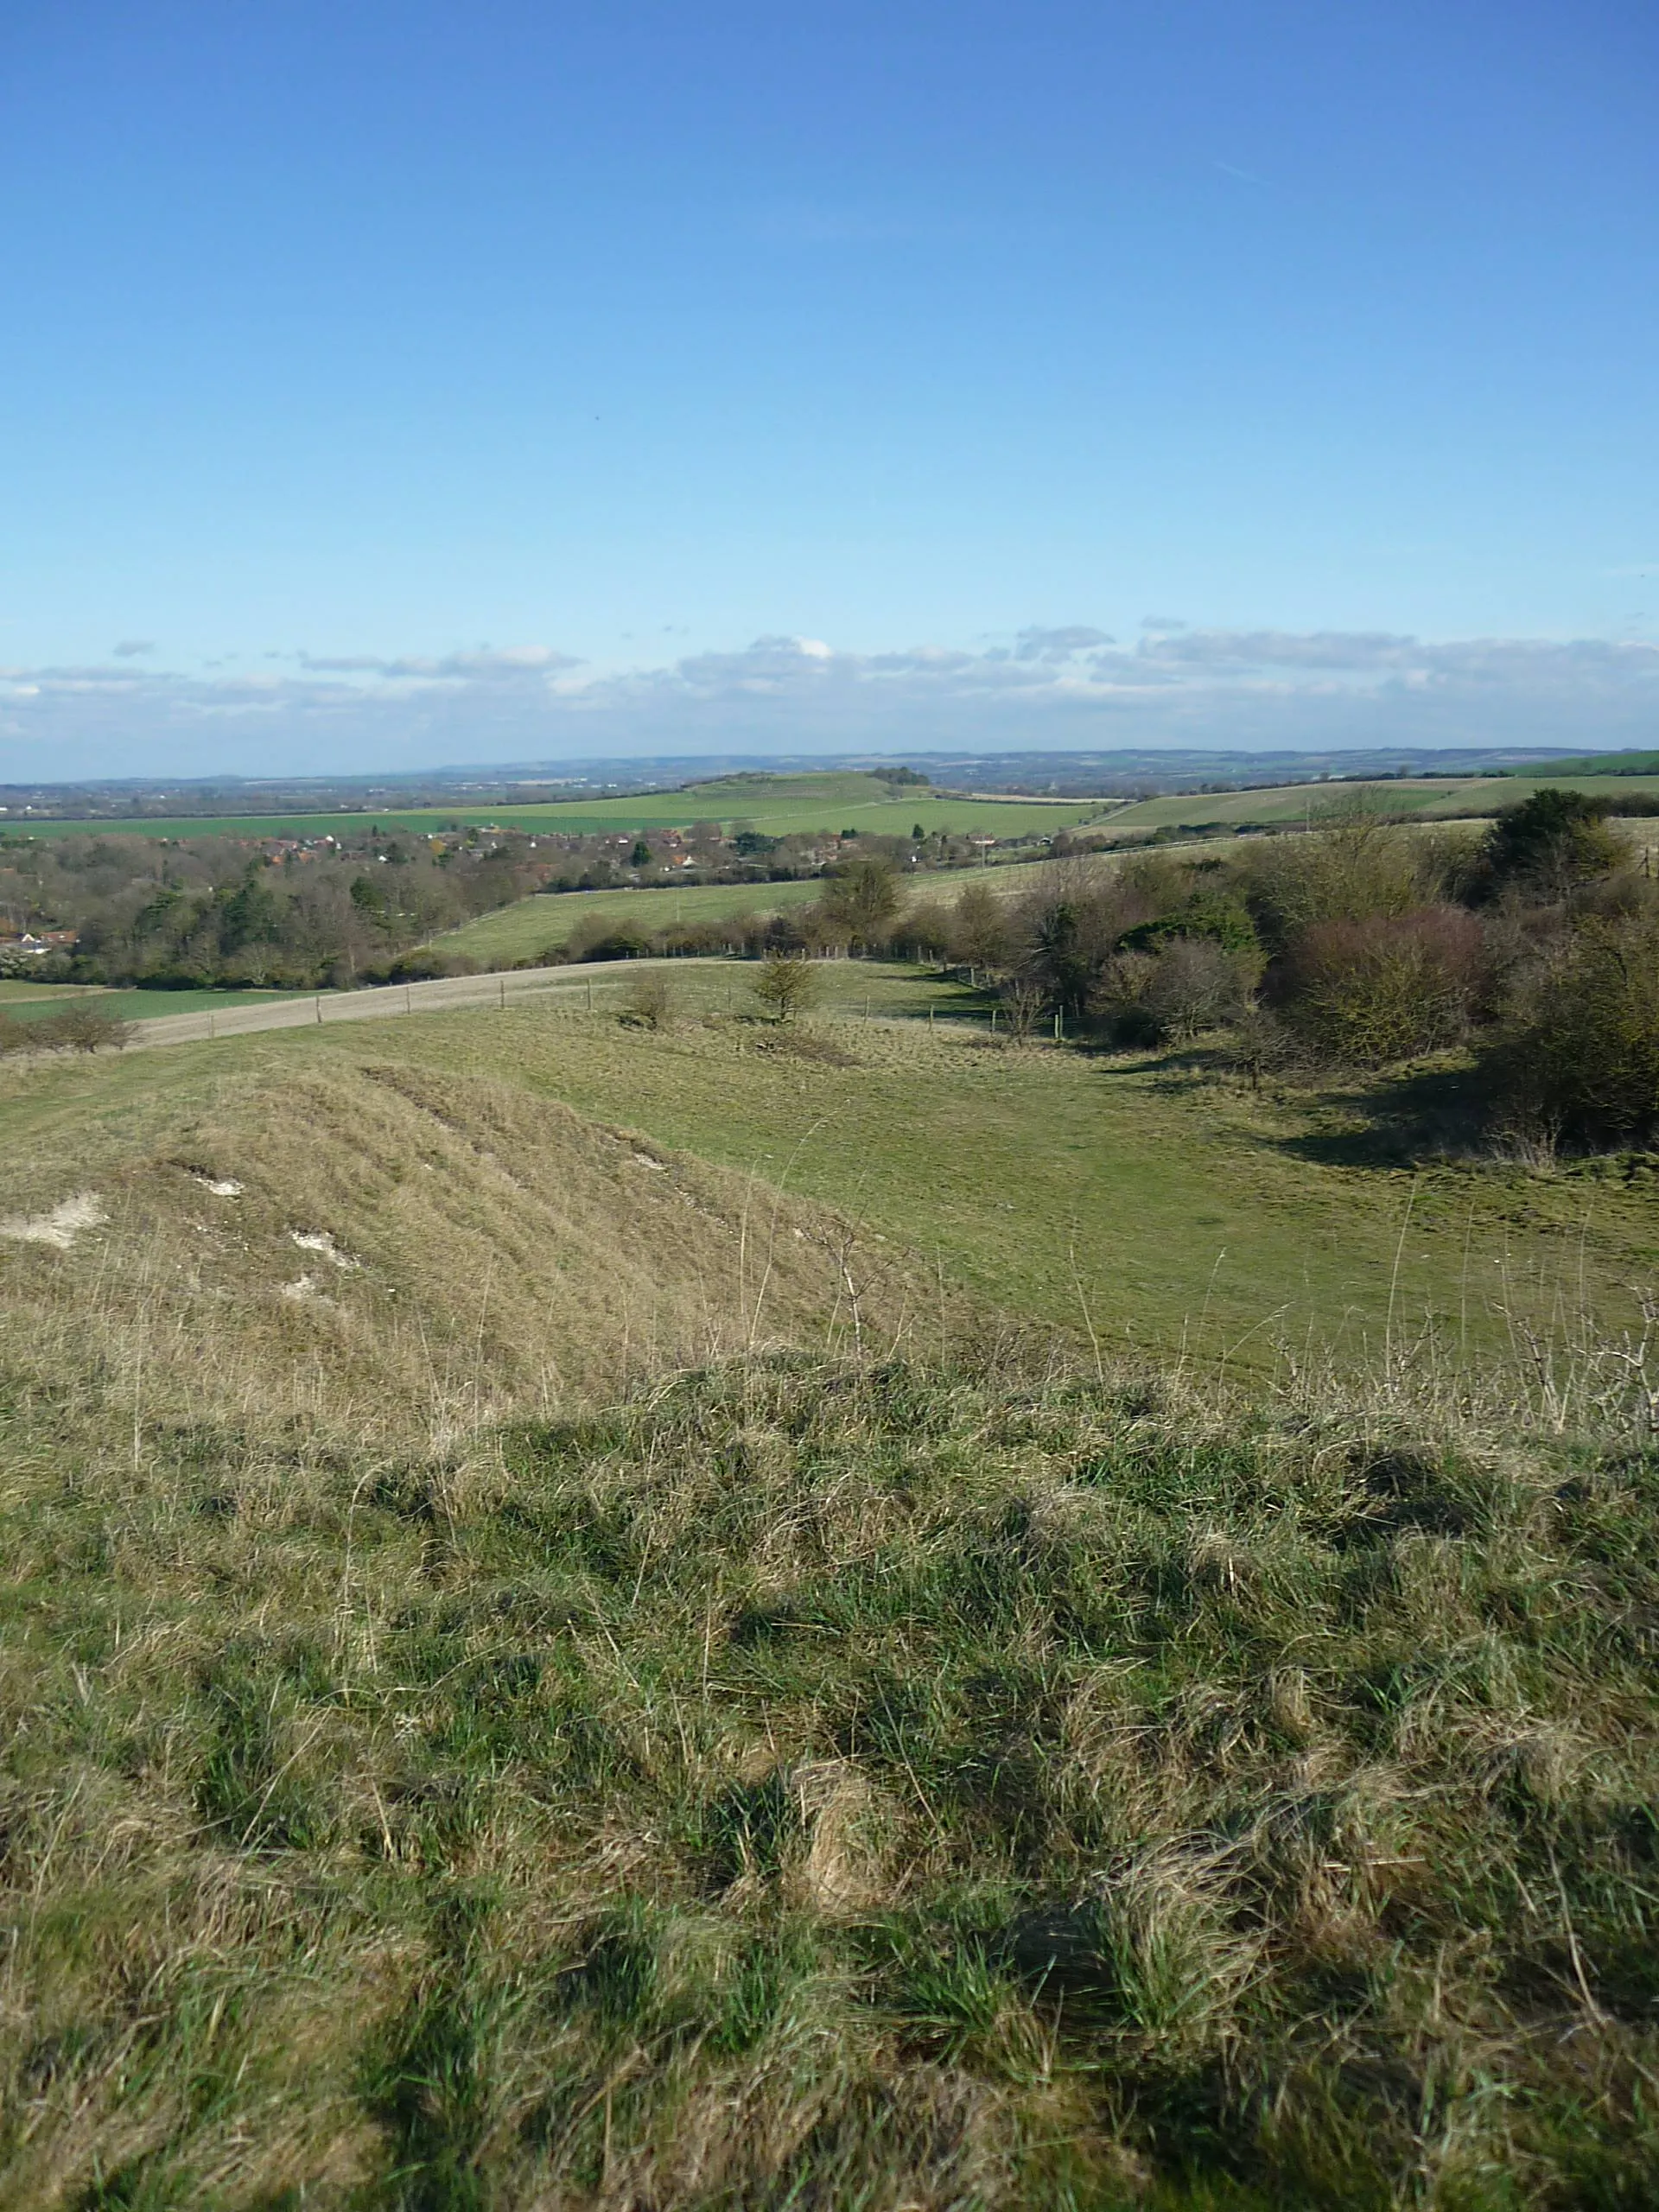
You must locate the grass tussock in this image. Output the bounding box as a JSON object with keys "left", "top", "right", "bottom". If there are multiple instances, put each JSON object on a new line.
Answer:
{"left": 2, "top": 1341, "right": 1658, "bottom": 2208}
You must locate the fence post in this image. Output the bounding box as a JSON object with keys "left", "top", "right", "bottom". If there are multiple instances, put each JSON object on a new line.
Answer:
{"left": 315, "top": 995, "right": 322, "bottom": 1024}
{"left": 499, "top": 975, "right": 506, "bottom": 1009}
{"left": 1054, "top": 1010, "right": 1063, "bottom": 1041}
{"left": 586, "top": 978, "right": 594, "bottom": 1012}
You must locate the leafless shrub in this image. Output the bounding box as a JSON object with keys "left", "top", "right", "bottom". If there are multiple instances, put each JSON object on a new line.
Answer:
{"left": 1277, "top": 905, "right": 1485, "bottom": 1066}
{"left": 621, "top": 970, "right": 675, "bottom": 1029}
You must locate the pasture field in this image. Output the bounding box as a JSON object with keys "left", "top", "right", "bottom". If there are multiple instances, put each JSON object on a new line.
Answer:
{"left": 8, "top": 959, "right": 1652, "bottom": 1370}
{"left": 1104, "top": 771, "right": 1659, "bottom": 835}
{"left": 0, "top": 979, "right": 306, "bottom": 1021}
{"left": 7, "top": 769, "right": 1108, "bottom": 846}
{"left": 431, "top": 856, "right": 1062, "bottom": 963}
{"left": 435, "top": 874, "right": 830, "bottom": 963}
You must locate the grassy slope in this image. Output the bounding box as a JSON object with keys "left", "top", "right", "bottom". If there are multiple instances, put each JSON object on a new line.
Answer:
{"left": 1107, "top": 774, "right": 1659, "bottom": 834}
{"left": 9, "top": 968, "right": 1652, "bottom": 1372}
{"left": 327, "top": 985, "right": 1659, "bottom": 1375}
{"left": 11, "top": 771, "right": 1106, "bottom": 845}
{"left": 3, "top": 1340, "right": 1658, "bottom": 2205}
{"left": 431, "top": 860, "right": 1059, "bottom": 965}
{"left": 0, "top": 1053, "right": 920, "bottom": 1455}
{"left": 4, "top": 989, "right": 1659, "bottom": 2205}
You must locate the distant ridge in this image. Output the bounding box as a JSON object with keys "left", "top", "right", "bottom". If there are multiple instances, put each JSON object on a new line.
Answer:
{"left": 0, "top": 744, "right": 1604, "bottom": 822}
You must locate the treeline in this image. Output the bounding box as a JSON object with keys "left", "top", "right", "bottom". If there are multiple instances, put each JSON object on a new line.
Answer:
{"left": 0, "top": 830, "right": 547, "bottom": 988}
{"left": 0, "top": 819, "right": 1014, "bottom": 988}
{"left": 949, "top": 789, "right": 1658, "bottom": 1150}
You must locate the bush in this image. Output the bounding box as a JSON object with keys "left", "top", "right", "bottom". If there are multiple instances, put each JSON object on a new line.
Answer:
{"left": 818, "top": 858, "right": 900, "bottom": 951}
{"left": 1093, "top": 939, "right": 1255, "bottom": 1046}
{"left": 898, "top": 899, "right": 954, "bottom": 960}
{"left": 1483, "top": 788, "right": 1630, "bottom": 902}
{"left": 1139, "top": 938, "right": 1257, "bottom": 1040}
{"left": 385, "top": 950, "right": 480, "bottom": 982}
{"left": 751, "top": 952, "right": 818, "bottom": 1023}
{"left": 34, "top": 1000, "right": 135, "bottom": 1053}
{"left": 567, "top": 917, "right": 652, "bottom": 963}
{"left": 1244, "top": 799, "right": 1436, "bottom": 949}
{"left": 621, "top": 971, "right": 675, "bottom": 1030}
{"left": 1277, "top": 906, "right": 1485, "bottom": 1066}
{"left": 948, "top": 881, "right": 1013, "bottom": 969}
{"left": 1479, "top": 913, "right": 1659, "bottom": 1147}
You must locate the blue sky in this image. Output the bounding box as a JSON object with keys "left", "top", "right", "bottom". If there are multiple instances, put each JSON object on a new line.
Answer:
{"left": 2, "top": 0, "right": 1656, "bottom": 776}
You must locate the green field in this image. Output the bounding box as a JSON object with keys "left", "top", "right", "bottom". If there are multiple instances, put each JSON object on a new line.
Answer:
{"left": 0, "top": 979, "right": 305, "bottom": 1021}
{"left": 432, "top": 857, "right": 1060, "bottom": 964}
{"left": 6, "top": 769, "right": 1106, "bottom": 845}
{"left": 1105, "top": 772, "right": 1659, "bottom": 835}
{"left": 14, "top": 764, "right": 1659, "bottom": 849}
{"left": 436, "top": 875, "right": 830, "bottom": 963}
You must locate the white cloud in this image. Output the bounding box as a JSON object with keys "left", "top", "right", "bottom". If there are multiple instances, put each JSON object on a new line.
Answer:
{"left": 1014, "top": 626, "right": 1115, "bottom": 662}
{"left": 2, "top": 625, "right": 1656, "bottom": 779}
{"left": 296, "top": 645, "right": 581, "bottom": 681}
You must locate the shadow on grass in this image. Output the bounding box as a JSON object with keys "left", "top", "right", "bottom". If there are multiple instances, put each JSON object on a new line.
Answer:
{"left": 1072, "top": 1032, "right": 1494, "bottom": 1173}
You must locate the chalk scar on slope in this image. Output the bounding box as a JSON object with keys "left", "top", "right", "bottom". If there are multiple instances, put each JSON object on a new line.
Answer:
{"left": 289, "top": 1230, "right": 359, "bottom": 1270}
{"left": 0, "top": 1193, "right": 108, "bottom": 1249}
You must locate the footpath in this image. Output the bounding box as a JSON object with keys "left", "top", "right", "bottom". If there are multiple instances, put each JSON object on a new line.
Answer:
{"left": 124, "top": 957, "right": 721, "bottom": 1049}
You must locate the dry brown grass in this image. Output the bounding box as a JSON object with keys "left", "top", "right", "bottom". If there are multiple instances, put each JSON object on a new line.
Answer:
{"left": 0, "top": 1059, "right": 929, "bottom": 1451}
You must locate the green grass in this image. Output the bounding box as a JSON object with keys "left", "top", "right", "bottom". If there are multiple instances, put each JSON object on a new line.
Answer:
{"left": 4, "top": 963, "right": 1659, "bottom": 2203}
{"left": 9, "top": 770, "right": 1107, "bottom": 845}
{"left": 10, "top": 962, "right": 1651, "bottom": 1372}
{"left": 0, "top": 978, "right": 76, "bottom": 1004}
{"left": 0, "top": 981, "right": 307, "bottom": 1022}
{"left": 307, "top": 976, "right": 1658, "bottom": 1373}
{"left": 1106, "top": 773, "right": 1659, "bottom": 836}
{"left": 1512, "top": 749, "right": 1659, "bottom": 778}
{"left": 431, "top": 859, "right": 1060, "bottom": 965}
{"left": 0, "top": 1342, "right": 1656, "bottom": 2205}
{"left": 435, "top": 876, "right": 831, "bottom": 963}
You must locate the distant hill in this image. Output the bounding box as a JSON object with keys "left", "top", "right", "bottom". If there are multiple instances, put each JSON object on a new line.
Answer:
{"left": 1510, "top": 749, "right": 1659, "bottom": 778}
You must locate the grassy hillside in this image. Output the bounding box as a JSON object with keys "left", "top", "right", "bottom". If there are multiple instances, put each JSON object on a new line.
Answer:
{"left": 3, "top": 982, "right": 1659, "bottom": 2204}
{"left": 434, "top": 877, "right": 830, "bottom": 965}
{"left": 1514, "top": 749, "right": 1659, "bottom": 778}
{"left": 12, "top": 771, "right": 1106, "bottom": 846}
{"left": 0, "top": 1056, "right": 909, "bottom": 1434}
{"left": 9, "top": 970, "right": 1652, "bottom": 1373}
{"left": 1105, "top": 774, "right": 1659, "bottom": 836}
{"left": 3, "top": 1327, "right": 1658, "bottom": 2204}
